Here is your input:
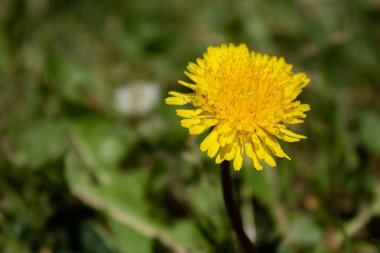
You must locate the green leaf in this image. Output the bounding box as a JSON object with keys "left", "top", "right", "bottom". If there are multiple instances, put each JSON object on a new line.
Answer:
{"left": 64, "top": 153, "right": 210, "bottom": 252}
{"left": 360, "top": 111, "right": 380, "bottom": 157}
{"left": 14, "top": 119, "right": 66, "bottom": 169}
{"left": 68, "top": 116, "right": 138, "bottom": 170}
{"left": 109, "top": 219, "right": 152, "bottom": 253}
{"left": 187, "top": 182, "right": 222, "bottom": 218}
{"left": 288, "top": 214, "right": 322, "bottom": 246}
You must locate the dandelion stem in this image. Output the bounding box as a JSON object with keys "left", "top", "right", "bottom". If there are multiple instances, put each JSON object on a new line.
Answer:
{"left": 221, "top": 161, "right": 256, "bottom": 252}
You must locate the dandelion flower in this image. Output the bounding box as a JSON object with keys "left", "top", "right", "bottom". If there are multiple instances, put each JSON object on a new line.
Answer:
{"left": 166, "top": 44, "right": 310, "bottom": 171}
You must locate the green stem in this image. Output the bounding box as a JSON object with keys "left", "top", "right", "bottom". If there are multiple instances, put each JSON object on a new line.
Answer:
{"left": 221, "top": 161, "right": 256, "bottom": 253}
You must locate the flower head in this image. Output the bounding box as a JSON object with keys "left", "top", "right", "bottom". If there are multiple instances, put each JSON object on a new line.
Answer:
{"left": 166, "top": 44, "right": 310, "bottom": 171}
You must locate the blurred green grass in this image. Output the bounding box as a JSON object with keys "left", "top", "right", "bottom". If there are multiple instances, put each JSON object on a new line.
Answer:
{"left": 1, "top": 0, "right": 380, "bottom": 252}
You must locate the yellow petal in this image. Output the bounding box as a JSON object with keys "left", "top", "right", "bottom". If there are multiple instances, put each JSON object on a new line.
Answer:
{"left": 267, "top": 142, "right": 290, "bottom": 160}
{"left": 216, "top": 144, "right": 232, "bottom": 164}
{"left": 207, "top": 141, "right": 220, "bottom": 158}
{"left": 298, "top": 104, "right": 311, "bottom": 112}
{"left": 252, "top": 132, "right": 261, "bottom": 144}
{"left": 216, "top": 122, "right": 233, "bottom": 134}
{"left": 276, "top": 133, "right": 301, "bottom": 142}
{"left": 244, "top": 142, "right": 254, "bottom": 157}
{"left": 225, "top": 142, "right": 238, "bottom": 161}
{"left": 196, "top": 58, "right": 205, "bottom": 68}
{"left": 189, "top": 119, "right": 217, "bottom": 134}
{"left": 165, "top": 97, "right": 190, "bottom": 105}
{"left": 189, "top": 124, "right": 210, "bottom": 135}
{"left": 254, "top": 141, "right": 265, "bottom": 160}
{"left": 165, "top": 92, "right": 194, "bottom": 105}
{"left": 279, "top": 128, "right": 307, "bottom": 139}
{"left": 244, "top": 141, "right": 263, "bottom": 170}
{"left": 252, "top": 154, "right": 263, "bottom": 170}
{"left": 200, "top": 130, "right": 218, "bottom": 152}
{"left": 168, "top": 91, "right": 193, "bottom": 97}
{"left": 219, "top": 127, "right": 235, "bottom": 146}
{"left": 264, "top": 147, "right": 276, "bottom": 167}
{"left": 223, "top": 131, "right": 236, "bottom": 146}
{"left": 216, "top": 154, "right": 224, "bottom": 164}
{"left": 256, "top": 128, "right": 276, "bottom": 146}
{"left": 178, "top": 80, "right": 196, "bottom": 90}
{"left": 187, "top": 62, "right": 204, "bottom": 76}
{"left": 176, "top": 109, "right": 202, "bottom": 118}
{"left": 233, "top": 145, "right": 244, "bottom": 171}
{"left": 181, "top": 118, "right": 201, "bottom": 128}
{"left": 184, "top": 71, "right": 201, "bottom": 83}
{"left": 285, "top": 118, "right": 304, "bottom": 124}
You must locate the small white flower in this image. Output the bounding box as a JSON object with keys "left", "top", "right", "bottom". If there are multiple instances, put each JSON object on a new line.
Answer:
{"left": 114, "top": 81, "right": 160, "bottom": 116}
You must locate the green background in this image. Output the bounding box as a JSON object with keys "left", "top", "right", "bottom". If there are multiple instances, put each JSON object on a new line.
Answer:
{"left": 1, "top": 0, "right": 380, "bottom": 252}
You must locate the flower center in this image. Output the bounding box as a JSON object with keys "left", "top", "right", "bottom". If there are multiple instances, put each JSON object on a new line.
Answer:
{"left": 196, "top": 53, "right": 287, "bottom": 132}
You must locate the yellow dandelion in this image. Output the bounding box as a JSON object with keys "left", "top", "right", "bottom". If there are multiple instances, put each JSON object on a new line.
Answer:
{"left": 166, "top": 43, "right": 310, "bottom": 171}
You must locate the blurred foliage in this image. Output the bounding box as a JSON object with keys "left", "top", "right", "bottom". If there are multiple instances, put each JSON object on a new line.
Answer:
{"left": 1, "top": 0, "right": 380, "bottom": 252}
